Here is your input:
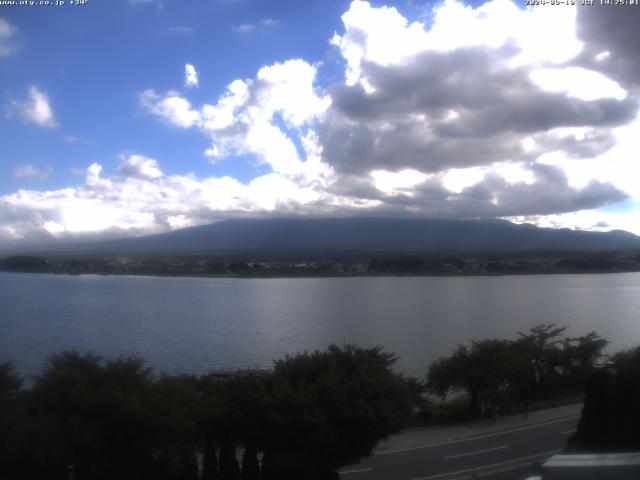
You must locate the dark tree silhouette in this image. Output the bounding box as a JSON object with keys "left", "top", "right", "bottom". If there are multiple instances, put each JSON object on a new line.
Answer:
{"left": 428, "top": 340, "right": 513, "bottom": 415}
{"left": 428, "top": 325, "right": 608, "bottom": 415}
{"left": 218, "top": 437, "right": 240, "bottom": 480}
{"left": 241, "top": 445, "right": 260, "bottom": 480}
{"left": 575, "top": 346, "right": 640, "bottom": 450}
{"left": 0, "top": 362, "right": 26, "bottom": 479}
{"left": 2, "top": 344, "right": 419, "bottom": 480}
{"left": 29, "top": 352, "right": 157, "bottom": 480}
{"left": 263, "top": 344, "right": 416, "bottom": 478}
{"left": 201, "top": 438, "right": 219, "bottom": 480}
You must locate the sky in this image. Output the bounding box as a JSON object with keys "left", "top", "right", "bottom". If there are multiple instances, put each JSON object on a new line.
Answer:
{"left": 1, "top": 0, "right": 639, "bottom": 248}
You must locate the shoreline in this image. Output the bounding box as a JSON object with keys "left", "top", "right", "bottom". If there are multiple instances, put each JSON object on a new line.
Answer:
{"left": 1, "top": 269, "right": 640, "bottom": 279}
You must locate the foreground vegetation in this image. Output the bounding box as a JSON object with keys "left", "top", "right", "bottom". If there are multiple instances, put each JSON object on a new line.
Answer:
{"left": 2, "top": 325, "right": 638, "bottom": 478}
{"left": 574, "top": 346, "right": 640, "bottom": 451}
{"left": 427, "top": 325, "right": 608, "bottom": 417}
{"left": 427, "top": 335, "right": 640, "bottom": 452}
{"left": 0, "top": 345, "right": 418, "bottom": 480}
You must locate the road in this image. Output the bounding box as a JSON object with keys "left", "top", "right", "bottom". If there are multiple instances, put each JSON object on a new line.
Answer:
{"left": 339, "top": 414, "right": 579, "bottom": 480}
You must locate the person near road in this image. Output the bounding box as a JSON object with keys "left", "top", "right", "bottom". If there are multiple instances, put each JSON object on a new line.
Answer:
{"left": 490, "top": 403, "right": 500, "bottom": 425}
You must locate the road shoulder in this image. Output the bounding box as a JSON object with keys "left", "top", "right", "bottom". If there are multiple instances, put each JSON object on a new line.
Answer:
{"left": 374, "top": 403, "right": 583, "bottom": 454}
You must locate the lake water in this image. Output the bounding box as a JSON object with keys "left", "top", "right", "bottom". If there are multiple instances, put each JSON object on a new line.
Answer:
{"left": 1, "top": 272, "right": 640, "bottom": 379}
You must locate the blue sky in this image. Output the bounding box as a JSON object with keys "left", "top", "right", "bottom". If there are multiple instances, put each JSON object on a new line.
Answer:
{"left": 0, "top": 0, "right": 352, "bottom": 189}
{"left": 1, "top": 0, "right": 639, "bottom": 247}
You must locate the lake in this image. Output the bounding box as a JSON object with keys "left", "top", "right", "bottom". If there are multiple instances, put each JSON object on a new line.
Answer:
{"left": 1, "top": 272, "right": 640, "bottom": 379}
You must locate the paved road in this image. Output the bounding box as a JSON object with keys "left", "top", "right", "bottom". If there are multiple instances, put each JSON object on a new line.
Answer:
{"left": 339, "top": 413, "right": 579, "bottom": 480}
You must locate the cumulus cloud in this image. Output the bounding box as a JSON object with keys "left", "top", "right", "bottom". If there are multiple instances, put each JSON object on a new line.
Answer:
{"left": 329, "top": 162, "right": 627, "bottom": 219}
{"left": 118, "top": 154, "right": 164, "bottom": 180}
{"left": 321, "top": 51, "right": 635, "bottom": 175}
{"left": 185, "top": 63, "right": 199, "bottom": 88}
{"left": 142, "top": 59, "right": 331, "bottom": 179}
{"left": 13, "top": 164, "right": 53, "bottom": 180}
{"left": 0, "top": 159, "right": 333, "bottom": 244}
{"left": 0, "top": 156, "right": 628, "bottom": 246}
{"left": 0, "top": 17, "right": 18, "bottom": 57}
{"left": 574, "top": 3, "right": 640, "bottom": 90}
{"left": 320, "top": 0, "right": 636, "bottom": 177}
{"left": 9, "top": 86, "right": 58, "bottom": 129}
{"left": 140, "top": 89, "right": 199, "bottom": 128}
{"left": 132, "top": 1, "right": 637, "bottom": 235}
{"left": 2, "top": 0, "right": 639, "bottom": 245}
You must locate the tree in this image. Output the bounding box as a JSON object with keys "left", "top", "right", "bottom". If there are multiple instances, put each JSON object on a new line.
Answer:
{"left": 515, "top": 324, "right": 568, "bottom": 398}
{"left": 218, "top": 437, "right": 240, "bottom": 480}
{"left": 0, "top": 362, "right": 26, "bottom": 479}
{"left": 241, "top": 445, "right": 260, "bottom": 480}
{"left": 0, "top": 361, "right": 21, "bottom": 397}
{"left": 150, "top": 374, "right": 202, "bottom": 480}
{"left": 262, "top": 344, "right": 416, "bottom": 478}
{"left": 197, "top": 371, "right": 270, "bottom": 480}
{"left": 562, "top": 332, "right": 608, "bottom": 371}
{"left": 427, "top": 340, "right": 514, "bottom": 414}
{"left": 513, "top": 324, "right": 607, "bottom": 400}
{"left": 575, "top": 346, "right": 640, "bottom": 450}
{"left": 201, "top": 438, "right": 219, "bottom": 480}
{"left": 29, "top": 352, "right": 158, "bottom": 480}
{"left": 427, "top": 325, "right": 609, "bottom": 415}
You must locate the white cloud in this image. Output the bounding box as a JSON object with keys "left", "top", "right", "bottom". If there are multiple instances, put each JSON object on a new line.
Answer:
{"left": 530, "top": 67, "right": 627, "bottom": 101}
{"left": 234, "top": 24, "right": 256, "bottom": 34}
{"left": 0, "top": 225, "right": 21, "bottom": 240}
{"left": 142, "top": 59, "right": 331, "bottom": 179}
{"left": 13, "top": 164, "right": 53, "bottom": 180}
{"left": 0, "top": 17, "right": 18, "bottom": 57}
{"left": 166, "top": 214, "right": 193, "bottom": 230}
{"left": 370, "top": 169, "right": 429, "bottom": 196}
{"left": 0, "top": 159, "right": 336, "bottom": 242}
{"left": 2, "top": 0, "right": 639, "bottom": 245}
{"left": 118, "top": 154, "right": 164, "bottom": 180}
{"left": 510, "top": 208, "right": 640, "bottom": 236}
{"left": 128, "top": 1, "right": 639, "bottom": 238}
{"left": 185, "top": 63, "right": 199, "bottom": 88}
{"left": 140, "top": 89, "right": 200, "bottom": 128}
{"left": 331, "top": 0, "right": 582, "bottom": 86}
{"left": 10, "top": 86, "right": 58, "bottom": 128}
{"left": 321, "top": 3, "right": 634, "bottom": 181}
{"left": 442, "top": 167, "right": 488, "bottom": 194}
{"left": 233, "top": 19, "right": 278, "bottom": 34}
{"left": 535, "top": 117, "right": 640, "bottom": 199}
{"left": 331, "top": 1, "right": 429, "bottom": 85}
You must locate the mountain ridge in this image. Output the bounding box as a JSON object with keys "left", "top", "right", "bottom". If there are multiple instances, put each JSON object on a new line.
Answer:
{"left": 12, "top": 217, "right": 640, "bottom": 259}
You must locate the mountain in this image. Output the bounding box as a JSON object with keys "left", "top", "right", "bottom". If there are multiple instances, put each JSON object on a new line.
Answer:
{"left": 18, "top": 217, "right": 640, "bottom": 259}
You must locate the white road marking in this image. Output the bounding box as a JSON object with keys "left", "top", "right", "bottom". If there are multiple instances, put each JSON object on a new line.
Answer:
{"left": 562, "top": 429, "right": 577, "bottom": 435}
{"left": 339, "top": 468, "right": 373, "bottom": 475}
{"left": 444, "top": 445, "right": 508, "bottom": 460}
{"left": 409, "top": 449, "right": 562, "bottom": 480}
{"left": 374, "top": 415, "right": 579, "bottom": 456}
